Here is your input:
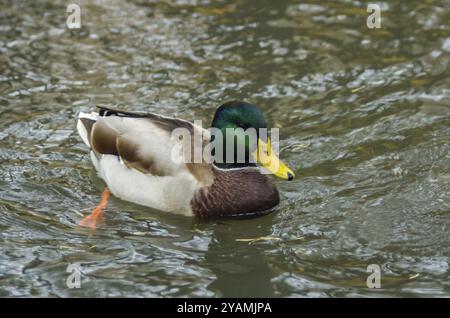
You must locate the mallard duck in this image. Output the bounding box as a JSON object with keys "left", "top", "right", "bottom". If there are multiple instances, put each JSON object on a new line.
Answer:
{"left": 76, "top": 101, "right": 295, "bottom": 227}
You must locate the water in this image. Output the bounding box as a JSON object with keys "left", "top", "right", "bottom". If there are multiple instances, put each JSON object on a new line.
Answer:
{"left": 1, "top": 0, "right": 450, "bottom": 297}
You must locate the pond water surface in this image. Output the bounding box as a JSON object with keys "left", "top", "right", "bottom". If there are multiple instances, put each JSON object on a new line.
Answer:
{"left": 1, "top": 0, "right": 450, "bottom": 297}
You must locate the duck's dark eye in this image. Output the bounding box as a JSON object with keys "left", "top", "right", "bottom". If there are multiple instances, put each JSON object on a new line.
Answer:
{"left": 237, "top": 121, "right": 249, "bottom": 129}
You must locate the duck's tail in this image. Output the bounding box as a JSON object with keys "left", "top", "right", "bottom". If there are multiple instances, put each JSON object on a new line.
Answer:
{"left": 76, "top": 111, "right": 98, "bottom": 147}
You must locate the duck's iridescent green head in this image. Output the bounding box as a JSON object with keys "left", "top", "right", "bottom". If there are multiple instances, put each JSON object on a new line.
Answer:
{"left": 212, "top": 100, "right": 267, "bottom": 134}
{"left": 210, "top": 100, "right": 295, "bottom": 181}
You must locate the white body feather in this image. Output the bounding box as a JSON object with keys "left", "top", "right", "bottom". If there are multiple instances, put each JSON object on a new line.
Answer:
{"left": 77, "top": 111, "right": 203, "bottom": 216}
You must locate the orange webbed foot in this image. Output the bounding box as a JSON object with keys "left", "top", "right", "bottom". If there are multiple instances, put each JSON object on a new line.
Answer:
{"left": 79, "top": 188, "right": 110, "bottom": 230}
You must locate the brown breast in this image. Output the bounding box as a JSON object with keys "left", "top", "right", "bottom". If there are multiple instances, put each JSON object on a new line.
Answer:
{"left": 190, "top": 168, "right": 280, "bottom": 218}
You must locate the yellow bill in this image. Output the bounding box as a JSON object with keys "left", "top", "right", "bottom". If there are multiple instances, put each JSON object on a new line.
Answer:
{"left": 252, "top": 138, "right": 295, "bottom": 180}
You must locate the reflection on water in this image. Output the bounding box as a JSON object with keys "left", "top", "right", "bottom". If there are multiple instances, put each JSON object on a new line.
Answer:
{"left": 1, "top": 0, "right": 450, "bottom": 297}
